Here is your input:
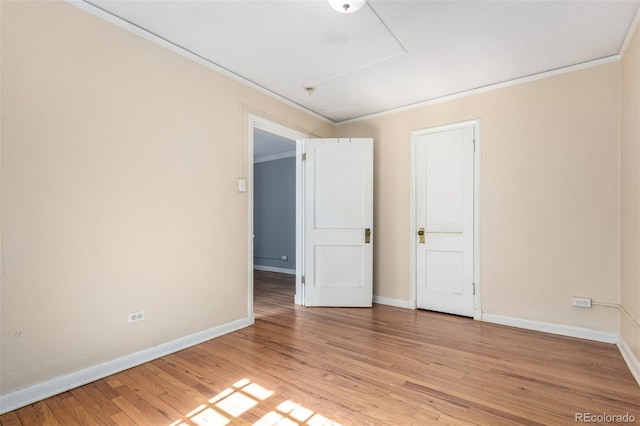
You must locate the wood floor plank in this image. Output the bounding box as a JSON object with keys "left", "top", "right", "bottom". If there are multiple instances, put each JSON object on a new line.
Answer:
{"left": 60, "top": 395, "right": 101, "bottom": 426}
{"left": 0, "top": 412, "right": 22, "bottom": 426}
{"left": 136, "top": 392, "right": 185, "bottom": 424}
{"left": 13, "top": 405, "right": 40, "bottom": 426}
{"left": 68, "top": 385, "right": 118, "bottom": 425}
{"left": 110, "top": 412, "right": 136, "bottom": 426}
{"left": 110, "top": 395, "right": 162, "bottom": 426}
{"left": 30, "top": 401, "right": 61, "bottom": 426}
{"left": 2, "top": 270, "right": 639, "bottom": 425}
{"left": 42, "top": 393, "right": 87, "bottom": 425}
{"left": 143, "top": 361, "right": 213, "bottom": 405}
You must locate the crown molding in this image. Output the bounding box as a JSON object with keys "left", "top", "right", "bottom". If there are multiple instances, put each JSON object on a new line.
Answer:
{"left": 620, "top": 5, "right": 640, "bottom": 57}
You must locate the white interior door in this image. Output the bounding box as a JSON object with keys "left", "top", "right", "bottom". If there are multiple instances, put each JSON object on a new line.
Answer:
{"left": 416, "top": 126, "right": 474, "bottom": 316}
{"left": 303, "top": 138, "right": 373, "bottom": 307}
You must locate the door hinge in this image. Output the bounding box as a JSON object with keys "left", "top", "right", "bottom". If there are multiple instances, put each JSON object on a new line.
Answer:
{"left": 301, "top": 275, "right": 305, "bottom": 284}
{"left": 473, "top": 140, "right": 476, "bottom": 152}
{"left": 302, "top": 153, "right": 306, "bottom": 161}
{"left": 472, "top": 282, "right": 476, "bottom": 295}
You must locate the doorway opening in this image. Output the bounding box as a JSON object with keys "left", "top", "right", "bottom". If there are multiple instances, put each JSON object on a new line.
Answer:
{"left": 253, "top": 128, "right": 297, "bottom": 276}
{"left": 247, "top": 115, "right": 307, "bottom": 320}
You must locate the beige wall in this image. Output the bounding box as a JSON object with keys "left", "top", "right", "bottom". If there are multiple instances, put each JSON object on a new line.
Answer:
{"left": 621, "top": 20, "right": 640, "bottom": 364}
{"left": 0, "top": 1, "right": 333, "bottom": 395}
{"left": 338, "top": 62, "right": 621, "bottom": 333}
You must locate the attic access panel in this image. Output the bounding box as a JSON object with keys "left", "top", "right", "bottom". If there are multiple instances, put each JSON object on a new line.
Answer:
{"left": 90, "top": 1, "right": 405, "bottom": 96}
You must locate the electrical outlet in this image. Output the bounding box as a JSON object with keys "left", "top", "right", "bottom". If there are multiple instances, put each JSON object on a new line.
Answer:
{"left": 128, "top": 310, "right": 146, "bottom": 323}
{"left": 238, "top": 178, "right": 246, "bottom": 192}
{"left": 281, "top": 255, "right": 288, "bottom": 261}
{"left": 572, "top": 297, "right": 592, "bottom": 308}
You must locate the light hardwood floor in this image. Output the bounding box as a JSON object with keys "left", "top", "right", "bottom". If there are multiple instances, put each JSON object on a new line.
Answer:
{"left": 1, "top": 271, "right": 639, "bottom": 425}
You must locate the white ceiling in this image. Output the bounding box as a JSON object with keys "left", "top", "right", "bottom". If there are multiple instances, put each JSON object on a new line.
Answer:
{"left": 253, "top": 128, "right": 296, "bottom": 159}
{"left": 87, "top": 0, "right": 639, "bottom": 123}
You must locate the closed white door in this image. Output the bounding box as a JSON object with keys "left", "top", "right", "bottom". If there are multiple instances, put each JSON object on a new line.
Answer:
{"left": 304, "top": 138, "right": 373, "bottom": 307}
{"left": 415, "top": 126, "right": 474, "bottom": 317}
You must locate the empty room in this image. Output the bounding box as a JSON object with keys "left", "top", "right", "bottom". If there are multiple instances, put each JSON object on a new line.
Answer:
{"left": 1, "top": 0, "right": 640, "bottom": 425}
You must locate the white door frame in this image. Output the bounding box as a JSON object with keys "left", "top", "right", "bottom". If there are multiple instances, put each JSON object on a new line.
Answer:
{"left": 247, "top": 114, "right": 308, "bottom": 321}
{"left": 409, "top": 119, "right": 482, "bottom": 319}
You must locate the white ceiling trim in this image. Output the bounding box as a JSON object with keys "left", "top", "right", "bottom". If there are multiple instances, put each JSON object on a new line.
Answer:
{"left": 621, "top": 6, "right": 640, "bottom": 57}
{"left": 336, "top": 55, "right": 621, "bottom": 126}
{"left": 69, "top": 0, "right": 335, "bottom": 125}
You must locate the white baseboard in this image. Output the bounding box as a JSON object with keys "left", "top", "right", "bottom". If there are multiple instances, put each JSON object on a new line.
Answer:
{"left": 617, "top": 337, "right": 640, "bottom": 387}
{"left": 373, "top": 296, "right": 414, "bottom": 309}
{"left": 253, "top": 265, "right": 296, "bottom": 275}
{"left": 0, "top": 317, "right": 252, "bottom": 415}
{"left": 481, "top": 313, "right": 618, "bottom": 343}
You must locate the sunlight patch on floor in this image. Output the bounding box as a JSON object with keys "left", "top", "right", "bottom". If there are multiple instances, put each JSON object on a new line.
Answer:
{"left": 170, "top": 379, "right": 341, "bottom": 426}
{"left": 255, "top": 399, "right": 341, "bottom": 426}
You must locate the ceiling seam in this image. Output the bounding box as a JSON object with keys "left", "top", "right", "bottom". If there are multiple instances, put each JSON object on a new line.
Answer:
{"left": 367, "top": 2, "right": 408, "bottom": 55}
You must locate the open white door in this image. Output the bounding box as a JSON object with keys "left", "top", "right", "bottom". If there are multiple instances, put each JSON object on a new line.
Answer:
{"left": 303, "top": 138, "right": 373, "bottom": 307}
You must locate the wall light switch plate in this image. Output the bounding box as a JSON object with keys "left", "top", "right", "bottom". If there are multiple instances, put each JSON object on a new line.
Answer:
{"left": 238, "top": 178, "right": 246, "bottom": 192}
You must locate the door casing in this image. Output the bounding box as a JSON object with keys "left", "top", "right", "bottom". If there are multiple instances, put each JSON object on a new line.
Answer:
{"left": 410, "top": 120, "right": 482, "bottom": 319}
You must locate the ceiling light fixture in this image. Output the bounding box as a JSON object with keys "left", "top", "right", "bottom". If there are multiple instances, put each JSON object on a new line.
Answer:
{"left": 328, "top": 0, "right": 366, "bottom": 14}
